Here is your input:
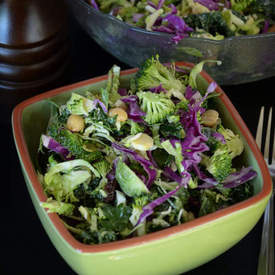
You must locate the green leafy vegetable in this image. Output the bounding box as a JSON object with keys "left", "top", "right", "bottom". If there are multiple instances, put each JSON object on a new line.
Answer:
{"left": 41, "top": 198, "right": 75, "bottom": 216}
{"left": 115, "top": 160, "right": 149, "bottom": 197}
{"left": 43, "top": 159, "right": 99, "bottom": 202}
{"left": 38, "top": 56, "right": 257, "bottom": 245}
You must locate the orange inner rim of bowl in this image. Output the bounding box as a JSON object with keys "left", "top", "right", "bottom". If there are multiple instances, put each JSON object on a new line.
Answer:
{"left": 12, "top": 62, "right": 272, "bottom": 253}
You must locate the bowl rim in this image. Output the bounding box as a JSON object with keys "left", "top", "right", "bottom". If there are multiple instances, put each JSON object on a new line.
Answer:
{"left": 71, "top": 0, "right": 275, "bottom": 44}
{"left": 12, "top": 61, "right": 272, "bottom": 253}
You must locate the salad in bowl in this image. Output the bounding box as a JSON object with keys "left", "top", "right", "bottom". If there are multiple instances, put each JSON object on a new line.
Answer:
{"left": 86, "top": 0, "right": 275, "bottom": 43}
{"left": 38, "top": 56, "right": 257, "bottom": 245}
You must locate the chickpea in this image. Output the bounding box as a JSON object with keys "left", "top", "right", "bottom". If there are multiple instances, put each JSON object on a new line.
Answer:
{"left": 108, "top": 107, "right": 128, "bottom": 122}
{"left": 201, "top": 109, "right": 219, "bottom": 127}
{"left": 130, "top": 133, "right": 154, "bottom": 151}
{"left": 114, "top": 99, "right": 127, "bottom": 111}
{"left": 66, "top": 114, "right": 85, "bottom": 132}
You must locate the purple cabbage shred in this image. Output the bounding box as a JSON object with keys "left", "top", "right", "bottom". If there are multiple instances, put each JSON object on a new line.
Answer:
{"left": 136, "top": 172, "right": 190, "bottom": 226}
{"left": 87, "top": 0, "right": 99, "bottom": 10}
{"left": 222, "top": 167, "right": 257, "bottom": 188}
{"left": 41, "top": 135, "right": 73, "bottom": 160}
{"left": 112, "top": 143, "right": 157, "bottom": 188}
{"left": 93, "top": 99, "right": 108, "bottom": 113}
{"left": 121, "top": 95, "right": 146, "bottom": 122}
{"left": 194, "top": 0, "right": 219, "bottom": 10}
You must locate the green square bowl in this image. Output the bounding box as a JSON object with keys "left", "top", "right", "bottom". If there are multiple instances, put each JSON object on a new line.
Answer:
{"left": 12, "top": 63, "right": 272, "bottom": 275}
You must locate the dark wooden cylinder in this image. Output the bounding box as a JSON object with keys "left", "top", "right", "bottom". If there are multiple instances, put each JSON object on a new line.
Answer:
{"left": 0, "top": 0, "right": 68, "bottom": 105}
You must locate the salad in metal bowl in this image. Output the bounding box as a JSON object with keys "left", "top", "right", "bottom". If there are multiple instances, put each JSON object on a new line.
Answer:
{"left": 39, "top": 56, "right": 257, "bottom": 244}
{"left": 86, "top": 0, "right": 275, "bottom": 43}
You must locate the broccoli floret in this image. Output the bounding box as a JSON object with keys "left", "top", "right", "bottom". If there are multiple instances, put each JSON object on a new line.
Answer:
{"left": 135, "top": 55, "right": 184, "bottom": 93}
{"left": 137, "top": 91, "right": 175, "bottom": 124}
{"left": 248, "top": 0, "right": 275, "bottom": 24}
{"left": 93, "top": 159, "right": 111, "bottom": 178}
{"left": 218, "top": 126, "right": 244, "bottom": 158}
{"left": 201, "top": 126, "right": 243, "bottom": 182}
{"left": 184, "top": 12, "right": 235, "bottom": 37}
{"left": 206, "top": 144, "right": 232, "bottom": 182}
{"left": 66, "top": 93, "right": 95, "bottom": 116}
{"left": 230, "top": 0, "right": 255, "bottom": 13}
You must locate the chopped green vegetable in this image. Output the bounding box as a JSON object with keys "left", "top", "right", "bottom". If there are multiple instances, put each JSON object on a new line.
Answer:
{"left": 115, "top": 160, "right": 149, "bottom": 197}
{"left": 137, "top": 91, "right": 175, "bottom": 124}
{"left": 38, "top": 56, "right": 256, "bottom": 245}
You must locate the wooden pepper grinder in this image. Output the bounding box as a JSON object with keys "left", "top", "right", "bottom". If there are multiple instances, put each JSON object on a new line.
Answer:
{"left": 0, "top": 0, "right": 68, "bottom": 105}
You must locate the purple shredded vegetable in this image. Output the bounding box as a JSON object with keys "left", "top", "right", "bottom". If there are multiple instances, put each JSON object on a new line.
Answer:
{"left": 121, "top": 95, "right": 146, "bottom": 122}
{"left": 147, "top": 1, "right": 157, "bottom": 9}
{"left": 163, "top": 14, "right": 193, "bottom": 33}
{"left": 262, "top": 20, "right": 269, "bottom": 33}
{"left": 153, "top": 13, "right": 193, "bottom": 44}
{"left": 185, "top": 86, "right": 202, "bottom": 106}
{"left": 106, "top": 157, "right": 119, "bottom": 182}
{"left": 194, "top": 0, "right": 219, "bottom": 10}
{"left": 157, "top": 0, "right": 165, "bottom": 9}
{"left": 193, "top": 81, "right": 217, "bottom": 113}
{"left": 112, "top": 143, "right": 157, "bottom": 188}
{"left": 184, "top": 82, "right": 217, "bottom": 115}
{"left": 93, "top": 99, "right": 108, "bottom": 113}
{"left": 162, "top": 167, "right": 190, "bottom": 187}
{"left": 225, "top": 0, "right": 231, "bottom": 8}
{"left": 206, "top": 81, "right": 217, "bottom": 94}
{"left": 178, "top": 96, "right": 210, "bottom": 170}
{"left": 222, "top": 167, "right": 257, "bottom": 188}
{"left": 42, "top": 135, "right": 73, "bottom": 160}
{"left": 181, "top": 129, "right": 209, "bottom": 170}
{"left": 132, "top": 13, "right": 144, "bottom": 23}
{"left": 136, "top": 172, "right": 190, "bottom": 226}
{"left": 149, "top": 84, "right": 167, "bottom": 93}
{"left": 212, "top": 132, "right": 226, "bottom": 144}
{"left": 118, "top": 88, "right": 128, "bottom": 96}
{"left": 146, "top": 151, "right": 158, "bottom": 168}
{"left": 192, "top": 164, "right": 218, "bottom": 188}
{"left": 87, "top": 0, "right": 99, "bottom": 10}
{"left": 152, "top": 25, "right": 174, "bottom": 33}
{"left": 168, "top": 4, "right": 177, "bottom": 14}
{"left": 172, "top": 33, "right": 189, "bottom": 43}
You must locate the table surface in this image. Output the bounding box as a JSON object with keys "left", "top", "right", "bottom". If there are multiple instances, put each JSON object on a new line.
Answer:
{"left": 1, "top": 14, "right": 274, "bottom": 275}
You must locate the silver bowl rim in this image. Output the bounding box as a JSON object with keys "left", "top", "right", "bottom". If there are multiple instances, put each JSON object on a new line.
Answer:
{"left": 71, "top": 0, "right": 275, "bottom": 44}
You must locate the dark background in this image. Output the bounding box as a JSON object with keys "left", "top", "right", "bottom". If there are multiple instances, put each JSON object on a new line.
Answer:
{"left": 1, "top": 12, "right": 274, "bottom": 275}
